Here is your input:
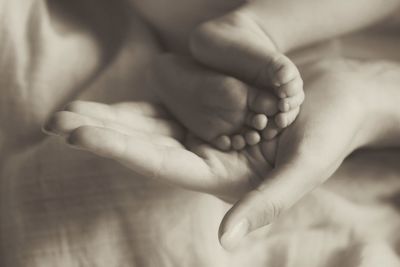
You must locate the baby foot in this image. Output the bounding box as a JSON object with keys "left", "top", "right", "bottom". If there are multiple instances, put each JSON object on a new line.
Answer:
{"left": 149, "top": 55, "right": 277, "bottom": 151}
{"left": 189, "top": 10, "right": 304, "bottom": 131}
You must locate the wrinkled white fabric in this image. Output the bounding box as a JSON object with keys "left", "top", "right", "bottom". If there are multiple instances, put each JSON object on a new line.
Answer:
{"left": 1, "top": 1, "right": 400, "bottom": 266}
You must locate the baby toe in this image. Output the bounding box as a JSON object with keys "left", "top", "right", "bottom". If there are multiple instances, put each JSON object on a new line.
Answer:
{"left": 275, "top": 107, "right": 300, "bottom": 128}
{"left": 232, "top": 135, "right": 246, "bottom": 150}
{"left": 271, "top": 55, "right": 299, "bottom": 85}
{"left": 278, "top": 90, "right": 305, "bottom": 112}
{"left": 278, "top": 76, "right": 304, "bottom": 99}
{"left": 245, "top": 130, "right": 261, "bottom": 146}
{"left": 247, "top": 113, "right": 268, "bottom": 131}
{"left": 213, "top": 135, "right": 232, "bottom": 151}
{"left": 270, "top": 55, "right": 302, "bottom": 98}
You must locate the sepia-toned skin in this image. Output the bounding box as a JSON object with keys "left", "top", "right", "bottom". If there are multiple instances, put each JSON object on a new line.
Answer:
{"left": 123, "top": 0, "right": 400, "bottom": 249}
{"left": 147, "top": 54, "right": 284, "bottom": 151}
{"left": 43, "top": 0, "right": 400, "bottom": 250}
{"left": 130, "top": 0, "right": 400, "bottom": 150}
{"left": 2, "top": 0, "right": 400, "bottom": 265}
{"left": 132, "top": 0, "right": 305, "bottom": 150}
{"left": 45, "top": 58, "right": 400, "bottom": 249}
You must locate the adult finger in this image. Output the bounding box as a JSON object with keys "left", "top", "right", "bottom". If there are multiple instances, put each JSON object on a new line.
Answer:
{"left": 64, "top": 101, "right": 171, "bottom": 119}
{"left": 44, "top": 106, "right": 184, "bottom": 139}
{"left": 218, "top": 135, "right": 349, "bottom": 250}
{"left": 66, "top": 126, "right": 220, "bottom": 192}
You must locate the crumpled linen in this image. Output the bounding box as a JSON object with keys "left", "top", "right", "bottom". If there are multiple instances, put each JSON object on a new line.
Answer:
{"left": 1, "top": 2, "right": 400, "bottom": 266}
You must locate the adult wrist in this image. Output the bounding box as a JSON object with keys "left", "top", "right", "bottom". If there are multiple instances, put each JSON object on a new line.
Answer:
{"left": 356, "top": 61, "right": 400, "bottom": 149}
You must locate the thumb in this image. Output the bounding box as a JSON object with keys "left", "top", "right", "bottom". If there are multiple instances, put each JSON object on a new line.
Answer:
{"left": 218, "top": 159, "right": 326, "bottom": 250}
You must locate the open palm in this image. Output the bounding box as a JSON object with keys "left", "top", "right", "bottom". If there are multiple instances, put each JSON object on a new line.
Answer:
{"left": 44, "top": 58, "right": 385, "bottom": 249}
{"left": 44, "top": 100, "right": 275, "bottom": 202}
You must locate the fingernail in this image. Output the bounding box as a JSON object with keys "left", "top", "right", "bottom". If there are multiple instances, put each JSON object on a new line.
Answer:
{"left": 220, "top": 219, "right": 249, "bottom": 250}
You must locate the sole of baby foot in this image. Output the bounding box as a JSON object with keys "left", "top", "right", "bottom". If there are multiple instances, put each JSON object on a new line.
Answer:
{"left": 248, "top": 89, "right": 279, "bottom": 117}
{"left": 190, "top": 11, "right": 304, "bottom": 103}
{"left": 151, "top": 55, "right": 260, "bottom": 148}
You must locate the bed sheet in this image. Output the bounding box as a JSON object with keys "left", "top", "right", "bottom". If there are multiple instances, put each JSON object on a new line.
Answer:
{"left": 1, "top": 6, "right": 400, "bottom": 266}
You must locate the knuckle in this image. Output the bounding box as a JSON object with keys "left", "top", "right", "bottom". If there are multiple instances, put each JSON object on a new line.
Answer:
{"left": 248, "top": 188, "right": 284, "bottom": 224}
{"left": 262, "top": 199, "right": 284, "bottom": 222}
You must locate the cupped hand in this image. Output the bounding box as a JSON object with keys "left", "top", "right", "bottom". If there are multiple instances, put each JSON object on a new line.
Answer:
{"left": 42, "top": 59, "right": 375, "bottom": 250}
{"left": 43, "top": 100, "right": 276, "bottom": 202}
{"left": 218, "top": 59, "right": 374, "bottom": 249}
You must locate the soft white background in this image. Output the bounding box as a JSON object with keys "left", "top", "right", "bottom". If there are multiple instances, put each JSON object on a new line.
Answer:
{"left": 1, "top": 2, "right": 400, "bottom": 266}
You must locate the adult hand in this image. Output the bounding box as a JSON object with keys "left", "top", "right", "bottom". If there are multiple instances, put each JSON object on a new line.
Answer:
{"left": 43, "top": 55, "right": 379, "bottom": 250}
{"left": 218, "top": 59, "right": 376, "bottom": 249}
{"left": 188, "top": 11, "right": 380, "bottom": 249}
{"left": 43, "top": 100, "right": 276, "bottom": 202}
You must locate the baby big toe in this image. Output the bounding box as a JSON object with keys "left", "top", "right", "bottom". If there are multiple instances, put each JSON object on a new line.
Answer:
{"left": 275, "top": 107, "right": 300, "bottom": 128}
{"left": 278, "top": 75, "right": 304, "bottom": 100}
{"left": 278, "top": 90, "right": 305, "bottom": 112}
{"left": 246, "top": 113, "right": 268, "bottom": 131}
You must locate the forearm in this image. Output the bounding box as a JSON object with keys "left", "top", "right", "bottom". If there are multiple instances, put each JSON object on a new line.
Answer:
{"left": 243, "top": 0, "right": 400, "bottom": 52}
{"left": 360, "top": 61, "right": 400, "bottom": 148}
